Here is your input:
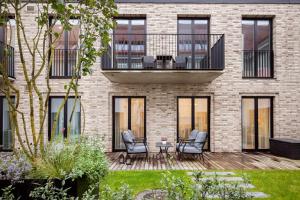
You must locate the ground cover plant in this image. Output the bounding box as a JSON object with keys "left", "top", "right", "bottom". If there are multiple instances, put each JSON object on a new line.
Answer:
{"left": 104, "top": 170, "right": 300, "bottom": 200}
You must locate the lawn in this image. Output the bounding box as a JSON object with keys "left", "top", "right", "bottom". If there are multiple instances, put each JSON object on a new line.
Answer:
{"left": 103, "top": 170, "right": 300, "bottom": 200}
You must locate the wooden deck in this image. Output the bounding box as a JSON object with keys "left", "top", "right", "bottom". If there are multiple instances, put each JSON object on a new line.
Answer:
{"left": 107, "top": 152, "right": 300, "bottom": 171}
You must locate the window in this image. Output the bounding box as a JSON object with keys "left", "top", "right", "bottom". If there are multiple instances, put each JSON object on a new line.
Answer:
{"left": 242, "top": 97, "right": 273, "bottom": 150}
{"left": 50, "top": 18, "right": 80, "bottom": 77}
{"left": 114, "top": 18, "right": 146, "bottom": 69}
{"left": 48, "top": 97, "right": 81, "bottom": 139}
{"left": 113, "top": 96, "right": 145, "bottom": 151}
{"left": 178, "top": 18, "right": 209, "bottom": 69}
{"left": 0, "top": 18, "right": 15, "bottom": 78}
{"left": 242, "top": 19, "right": 273, "bottom": 78}
{"left": 0, "top": 97, "right": 14, "bottom": 151}
{"left": 177, "top": 97, "right": 210, "bottom": 150}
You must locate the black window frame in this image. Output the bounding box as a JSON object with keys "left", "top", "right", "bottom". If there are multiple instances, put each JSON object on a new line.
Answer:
{"left": 0, "top": 96, "right": 14, "bottom": 152}
{"left": 112, "top": 96, "right": 146, "bottom": 152}
{"left": 241, "top": 96, "right": 274, "bottom": 151}
{"left": 177, "top": 17, "right": 210, "bottom": 69}
{"left": 242, "top": 18, "right": 274, "bottom": 78}
{"left": 113, "top": 17, "right": 147, "bottom": 69}
{"left": 48, "top": 96, "right": 81, "bottom": 140}
{"left": 49, "top": 17, "right": 80, "bottom": 79}
{"left": 177, "top": 96, "right": 210, "bottom": 151}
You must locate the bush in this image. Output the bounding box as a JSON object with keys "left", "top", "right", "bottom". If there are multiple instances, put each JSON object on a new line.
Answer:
{"left": 0, "top": 154, "right": 32, "bottom": 182}
{"left": 100, "top": 184, "right": 134, "bottom": 200}
{"left": 31, "top": 136, "right": 108, "bottom": 183}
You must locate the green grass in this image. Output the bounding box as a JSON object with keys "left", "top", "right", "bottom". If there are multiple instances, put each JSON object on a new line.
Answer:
{"left": 103, "top": 170, "right": 300, "bottom": 200}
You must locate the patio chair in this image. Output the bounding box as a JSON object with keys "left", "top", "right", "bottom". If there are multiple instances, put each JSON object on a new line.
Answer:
{"left": 120, "top": 130, "right": 148, "bottom": 165}
{"left": 173, "top": 56, "right": 187, "bottom": 69}
{"left": 177, "top": 131, "right": 207, "bottom": 161}
{"left": 142, "top": 56, "right": 156, "bottom": 69}
{"left": 176, "top": 129, "right": 199, "bottom": 152}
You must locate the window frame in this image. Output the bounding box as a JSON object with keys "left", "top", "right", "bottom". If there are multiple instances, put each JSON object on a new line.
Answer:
{"left": 113, "top": 17, "right": 147, "bottom": 69}
{"left": 48, "top": 96, "right": 81, "bottom": 140}
{"left": 49, "top": 17, "right": 80, "bottom": 79}
{"left": 241, "top": 96, "right": 274, "bottom": 151}
{"left": 176, "top": 96, "right": 210, "bottom": 151}
{"left": 177, "top": 17, "right": 210, "bottom": 69}
{"left": 0, "top": 96, "right": 14, "bottom": 152}
{"left": 242, "top": 18, "right": 274, "bottom": 78}
{"left": 112, "top": 96, "right": 146, "bottom": 152}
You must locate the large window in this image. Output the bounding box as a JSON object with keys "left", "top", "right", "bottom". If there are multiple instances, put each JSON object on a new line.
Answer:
{"left": 50, "top": 18, "right": 80, "bottom": 77}
{"left": 178, "top": 18, "right": 209, "bottom": 69}
{"left": 242, "top": 97, "right": 273, "bottom": 150}
{"left": 0, "top": 18, "right": 15, "bottom": 78}
{"left": 114, "top": 18, "right": 146, "bottom": 69}
{"left": 113, "top": 97, "right": 145, "bottom": 151}
{"left": 48, "top": 97, "right": 81, "bottom": 139}
{"left": 242, "top": 19, "right": 273, "bottom": 78}
{"left": 177, "top": 97, "right": 210, "bottom": 150}
{"left": 0, "top": 97, "right": 14, "bottom": 151}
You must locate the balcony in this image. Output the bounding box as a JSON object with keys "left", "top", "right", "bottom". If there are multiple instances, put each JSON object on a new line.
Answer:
{"left": 0, "top": 42, "right": 15, "bottom": 80}
{"left": 101, "top": 34, "right": 225, "bottom": 84}
{"left": 50, "top": 49, "right": 79, "bottom": 78}
{"left": 243, "top": 50, "right": 273, "bottom": 78}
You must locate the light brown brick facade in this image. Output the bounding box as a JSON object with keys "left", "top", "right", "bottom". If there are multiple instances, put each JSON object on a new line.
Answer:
{"left": 2, "top": 2, "right": 300, "bottom": 152}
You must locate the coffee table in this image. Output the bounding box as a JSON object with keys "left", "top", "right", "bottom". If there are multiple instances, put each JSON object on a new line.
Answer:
{"left": 156, "top": 142, "right": 173, "bottom": 159}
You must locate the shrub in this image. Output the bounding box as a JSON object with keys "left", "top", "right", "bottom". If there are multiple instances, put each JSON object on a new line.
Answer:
{"left": 31, "top": 136, "right": 108, "bottom": 183}
{"left": 0, "top": 154, "right": 32, "bottom": 182}
{"left": 29, "top": 180, "right": 73, "bottom": 200}
{"left": 100, "top": 184, "right": 134, "bottom": 200}
{"left": 0, "top": 185, "right": 18, "bottom": 200}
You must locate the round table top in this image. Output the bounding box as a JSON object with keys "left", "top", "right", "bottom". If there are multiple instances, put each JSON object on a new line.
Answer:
{"left": 155, "top": 142, "right": 173, "bottom": 147}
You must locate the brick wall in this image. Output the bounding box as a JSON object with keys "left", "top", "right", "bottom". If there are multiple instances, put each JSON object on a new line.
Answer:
{"left": 3, "top": 3, "right": 300, "bottom": 152}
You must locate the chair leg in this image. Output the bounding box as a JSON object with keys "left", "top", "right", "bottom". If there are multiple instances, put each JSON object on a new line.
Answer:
{"left": 118, "top": 153, "right": 125, "bottom": 164}
{"left": 125, "top": 154, "right": 132, "bottom": 165}
{"left": 201, "top": 153, "right": 205, "bottom": 163}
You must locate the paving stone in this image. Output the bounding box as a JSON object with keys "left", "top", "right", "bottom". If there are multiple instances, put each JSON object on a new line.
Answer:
{"left": 196, "top": 177, "right": 244, "bottom": 182}
{"left": 195, "top": 183, "right": 255, "bottom": 189}
{"left": 207, "top": 192, "right": 269, "bottom": 199}
{"left": 187, "top": 171, "right": 235, "bottom": 176}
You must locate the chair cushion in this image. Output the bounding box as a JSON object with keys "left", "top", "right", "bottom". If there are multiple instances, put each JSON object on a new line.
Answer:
{"left": 189, "top": 130, "right": 199, "bottom": 140}
{"left": 194, "top": 132, "right": 207, "bottom": 149}
{"left": 179, "top": 145, "right": 202, "bottom": 154}
{"left": 128, "top": 145, "right": 147, "bottom": 153}
{"left": 123, "top": 131, "right": 134, "bottom": 143}
{"left": 127, "top": 130, "right": 135, "bottom": 140}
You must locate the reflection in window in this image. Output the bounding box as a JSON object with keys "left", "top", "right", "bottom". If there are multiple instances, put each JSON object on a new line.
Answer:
{"left": 242, "top": 97, "right": 272, "bottom": 150}
{"left": 49, "top": 97, "right": 81, "bottom": 139}
{"left": 114, "top": 19, "right": 146, "bottom": 69}
{"left": 178, "top": 97, "right": 209, "bottom": 149}
{"left": 113, "top": 97, "right": 145, "bottom": 151}
{"left": 1, "top": 97, "right": 14, "bottom": 150}
{"left": 178, "top": 19, "right": 209, "bottom": 69}
{"left": 242, "top": 19, "right": 272, "bottom": 77}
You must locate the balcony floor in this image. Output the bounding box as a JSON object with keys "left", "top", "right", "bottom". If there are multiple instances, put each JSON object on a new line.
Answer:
{"left": 102, "top": 70, "right": 223, "bottom": 84}
{"left": 107, "top": 152, "right": 300, "bottom": 171}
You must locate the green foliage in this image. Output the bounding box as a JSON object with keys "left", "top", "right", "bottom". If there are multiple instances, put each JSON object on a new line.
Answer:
{"left": 161, "top": 171, "right": 190, "bottom": 200}
{"left": 31, "top": 136, "right": 108, "bottom": 183}
{"left": 29, "top": 180, "right": 73, "bottom": 200}
{"left": 100, "top": 184, "right": 134, "bottom": 200}
{"left": 0, "top": 185, "right": 19, "bottom": 200}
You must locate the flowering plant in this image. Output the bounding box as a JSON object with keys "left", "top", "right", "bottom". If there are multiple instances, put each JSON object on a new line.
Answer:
{"left": 0, "top": 154, "right": 32, "bottom": 181}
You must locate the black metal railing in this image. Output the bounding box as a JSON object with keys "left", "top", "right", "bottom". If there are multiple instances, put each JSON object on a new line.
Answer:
{"left": 0, "top": 42, "right": 15, "bottom": 78}
{"left": 243, "top": 50, "right": 273, "bottom": 78}
{"left": 50, "top": 49, "right": 79, "bottom": 78}
{"left": 102, "top": 34, "right": 224, "bottom": 70}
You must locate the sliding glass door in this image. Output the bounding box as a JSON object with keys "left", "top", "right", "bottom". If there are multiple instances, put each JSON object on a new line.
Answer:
{"left": 242, "top": 97, "right": 273, "bottom": 150}
{"left": 113, "top": 97, "right": 145, "bottom": 151}
{"left": 177, "top": 97, "right": 210, "bottom": 150}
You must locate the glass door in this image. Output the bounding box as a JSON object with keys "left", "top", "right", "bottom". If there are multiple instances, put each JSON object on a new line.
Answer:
{"left": 113, "top": 97, "right": 145, "bottom": 151}
{"left": 177, "top": 97, "right": 210, "bottom": 150}
{"left": 242, "top": 97, "right": 273, "bottom": 150}
{"left": 178, "top": 18, "right": 209, "bottom": 69}
{"left": 114, "top": 19, "right": 146, "bottom": 69}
